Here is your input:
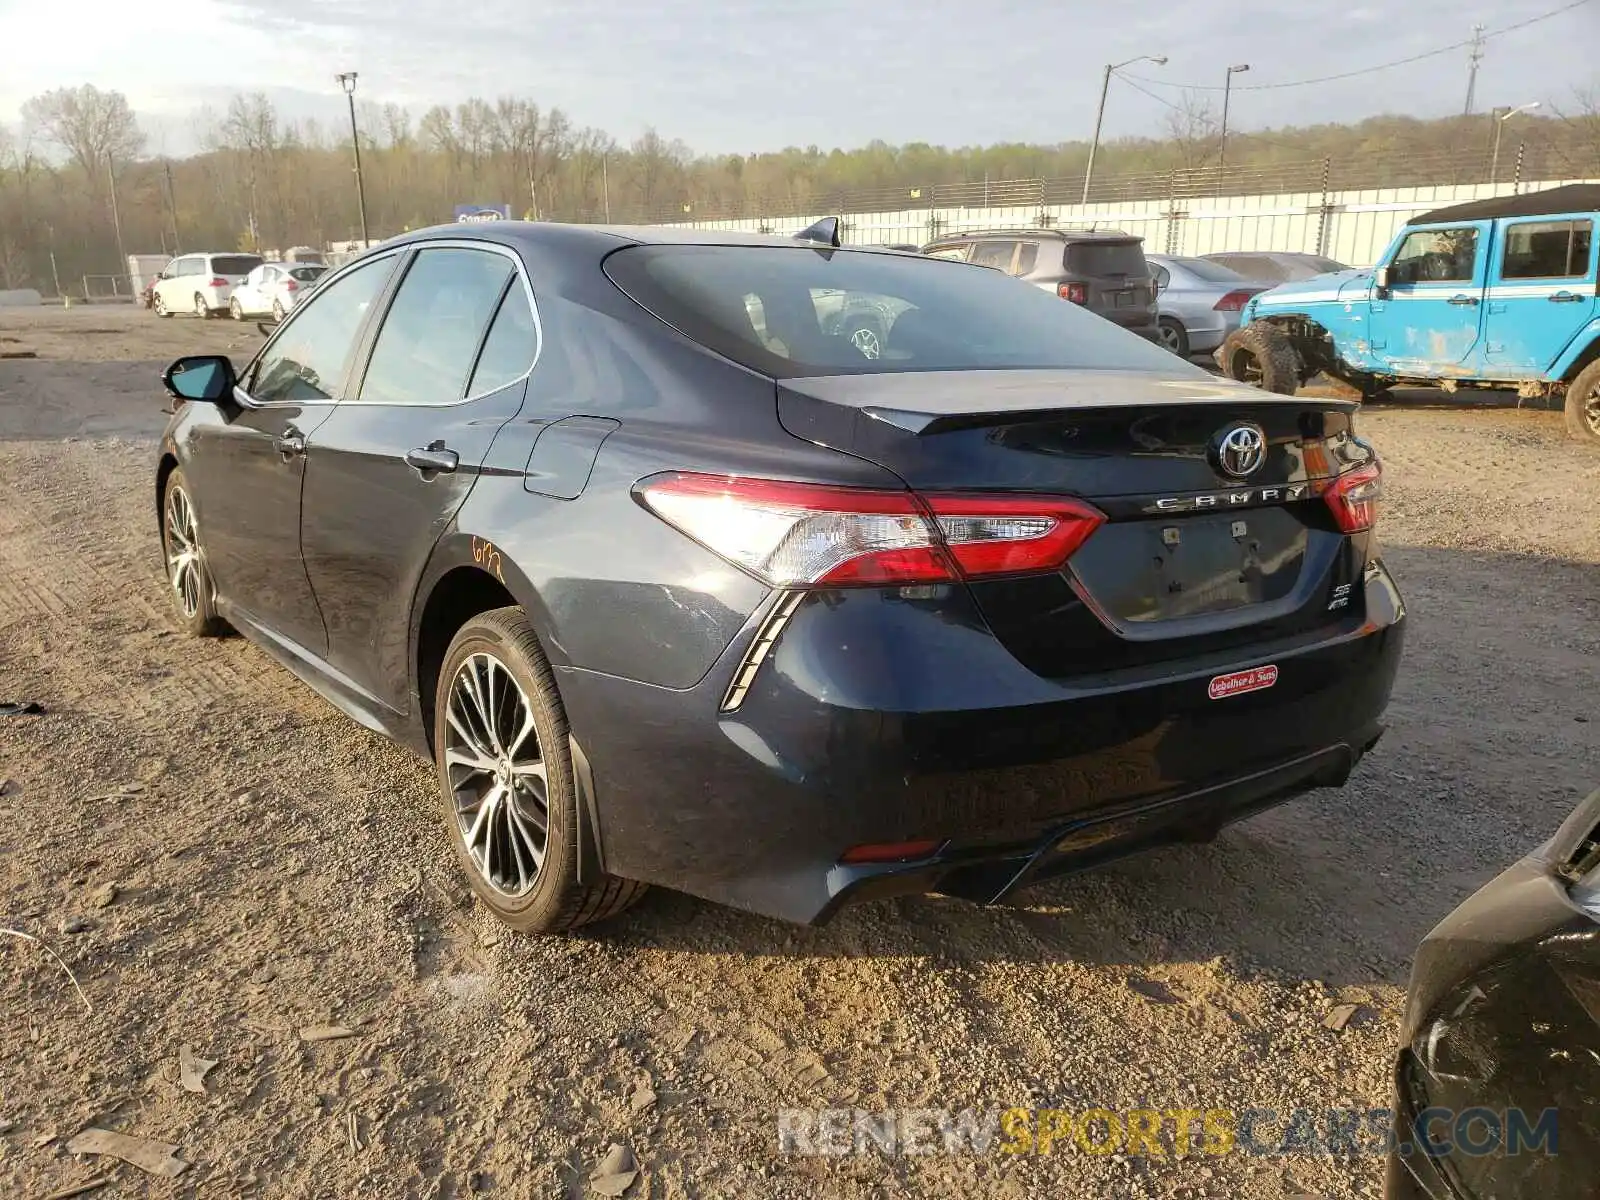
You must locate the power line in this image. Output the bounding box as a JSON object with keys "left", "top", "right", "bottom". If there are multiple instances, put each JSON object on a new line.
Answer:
{"left": 1114, "top": 74, "right": 1186, "bottom": 113}
{"left": 1121, "top": 0, "right": 1593, "bottom": 92}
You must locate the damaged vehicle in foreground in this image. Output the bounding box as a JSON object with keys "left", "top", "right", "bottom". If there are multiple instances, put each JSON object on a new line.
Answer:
{"left": 154, "top": 218, "right": 1404, "bottom": 933}
{"left": 1388, "top": 787, "right": 1600, "bottom": 1198}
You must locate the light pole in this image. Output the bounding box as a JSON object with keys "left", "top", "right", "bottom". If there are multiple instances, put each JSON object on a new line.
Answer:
{"left": 336, "top": 72, "right": 371, "bottom": 247}
{"left": 1491, "top": 102, "right": 1540, "bottom": 185}
{"left": 1083, "top": 54, "right": 1167, "bottom": 204}
{"left": 1219, "top": 64, "right": 1250, "bottom": 169}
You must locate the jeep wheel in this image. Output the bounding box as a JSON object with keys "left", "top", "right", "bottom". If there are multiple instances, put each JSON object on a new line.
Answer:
{"left": 1219, "top": 325, "right": 1301, "bottom": 395}
{"left": 1565, "top": 359, "right": 1600, "bottom": 445}
{"left": 1157, "top": 317, "right": 1190, "bottom": 357}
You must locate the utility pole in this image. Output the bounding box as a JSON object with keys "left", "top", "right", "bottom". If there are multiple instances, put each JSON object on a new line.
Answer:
{"left": 1219, "top": 64, "right": 1251, "bottom": 169}
{"left": 163, "top": 162, "right": 181, "bottom": 251}
{"left": 1084, "top": 54, "right": 1167, "bottom": 204}
{"left": 336, "top": 72, "right": 371, "bottom": 247}
{"left": 602, "top": 153, "right": 611, "bottom": 222}
{"left": 1463, "top": 24, "right": 1486, "bottom": 115}
{"left": 47, "top": 224, "right": 62, "bottom": 299}
{"left": 106, "top": 150, "right": 128, "bottom": 293}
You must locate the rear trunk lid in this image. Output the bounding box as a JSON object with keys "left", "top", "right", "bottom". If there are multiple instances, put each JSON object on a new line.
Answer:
{"left": 777, "top": 368, "right": 1374, "bottom": 677}
{"left": 1065, "top": 240, "right": 1157, "bottom": 328}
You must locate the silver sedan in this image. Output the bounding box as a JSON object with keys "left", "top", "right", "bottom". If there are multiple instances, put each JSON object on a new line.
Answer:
{"left": 1146, "top": 255, "right": 1267, "bottom": 358}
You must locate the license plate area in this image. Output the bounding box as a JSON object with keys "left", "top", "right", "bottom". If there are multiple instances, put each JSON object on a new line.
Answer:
{"left": 1070, "top": 509, "right": 1309, "bottom": 623}
{"left": 1113, "top": 290, "right": 1136, "bottom": 308}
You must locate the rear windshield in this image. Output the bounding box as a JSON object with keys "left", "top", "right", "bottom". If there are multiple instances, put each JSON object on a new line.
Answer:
{"left": 288, "top": 266, "right": 327, "bottom": 282}
{"left": 604, "top": 244, "right": 1184, "bottom": 378}
{"left": 213, "top": 255, "right": 263, "bottom": 276}
{"left": 1064, "top": 240, "right": 1147, "bottom": 277}
{"left": 1167, "top": 256, "right": 1249, "bottom": 283}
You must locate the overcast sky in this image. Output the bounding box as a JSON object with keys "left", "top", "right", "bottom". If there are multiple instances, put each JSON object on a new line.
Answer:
{"left": 0, "top": 0, "right": 1593, "bottom": 156}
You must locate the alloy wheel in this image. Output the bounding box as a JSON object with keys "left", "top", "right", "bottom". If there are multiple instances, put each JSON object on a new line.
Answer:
{"left": 194, "top": 294, "right": 208, "bottom": 318}
{"left": 1585, "top": 381, "right": 1600, "bottom": 438}
{"left": 1158, "top": 324, "right": 1184, "bottom": 354}
{"left": 164, "top": 486, "right": 204, "bottom": 619}
{"left": 849, "top": 326, "right": 882, "bottom": 359}
{"left": 154, "top": 294, "right": 167, "bottom": 317}
{"left": 443, "top": 652, "right": 549, "bottom": 897}
{"left": 230, "top": 299, "right": 243, "bottom": 321}
{"left": 272, "top": 300, "right": 286, "bottom": 322}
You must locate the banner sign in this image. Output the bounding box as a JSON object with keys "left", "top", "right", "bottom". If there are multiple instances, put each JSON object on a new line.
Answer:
{"left": 454, "top": 204, "right": 511, "bottom": 223}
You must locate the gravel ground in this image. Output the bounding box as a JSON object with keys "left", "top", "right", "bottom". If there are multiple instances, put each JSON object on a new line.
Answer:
{"left": 0, "top": 305, "right": 1597, "bottom": 1199}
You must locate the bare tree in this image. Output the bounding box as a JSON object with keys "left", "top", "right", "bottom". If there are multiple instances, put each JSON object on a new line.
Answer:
{"left": 20, "top": 85, "right": 144, "bottom": 181}
{"left": 1549, "top": 87, "right": 1600, "bottom": 178}
{"left": 1162, "top": 91, "right": 1221, "bottom": 171}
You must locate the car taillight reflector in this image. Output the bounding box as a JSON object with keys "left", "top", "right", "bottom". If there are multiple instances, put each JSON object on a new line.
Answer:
{"left": 209, "top": 277, "right": 227, "bottom": 288}
{"left": 635, "top": 473, "right": 1105, "bottom": 588}
{"left": 1213, "top": 290, "right": 1256, "bottom": 312}
{"left": 840, "top": 839, "right": 943, "bottom": 864}
{"left": 1324, "top": 461, "right": 1382, "bottom": 533}
{"left": 283, "top": 280, "right": 299, "bottom": 290}
{"left": 1057, "top": 282, "right": 1088, "bottom": 304}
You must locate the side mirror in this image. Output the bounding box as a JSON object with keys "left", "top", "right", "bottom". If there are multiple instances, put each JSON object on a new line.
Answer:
{"left": 162, "top": 355, "right": 235, "bottom": 403}
{"left": 1374, "top": 266, "right": 1391, "bottom": 297}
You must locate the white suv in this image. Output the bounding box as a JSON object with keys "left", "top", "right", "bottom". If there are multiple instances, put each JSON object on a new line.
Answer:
{"left": 151, "top": 252, "right": 265, "bottom": 319}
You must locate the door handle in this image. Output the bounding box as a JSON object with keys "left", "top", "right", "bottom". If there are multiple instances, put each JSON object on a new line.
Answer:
{"left": 405, "top": 442, "right": 460, "bottom": 475}
{"left": 273, "top": 429, "right": 306, "bottom": 460}
{"left": 1549, "top": 292, "right": 1584, "bottom": 303}
{"left": 1447, "top": 295, "right": 1479, "bottom": 306}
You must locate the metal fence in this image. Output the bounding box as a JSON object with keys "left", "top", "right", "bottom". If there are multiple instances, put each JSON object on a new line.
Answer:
{"left": 646, "top": 142, "right": 1596, "bottom": 226}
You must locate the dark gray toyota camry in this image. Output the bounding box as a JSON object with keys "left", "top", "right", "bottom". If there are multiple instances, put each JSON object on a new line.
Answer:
{"left": 155, "top": 220, "right": 1404, "bottom": 932}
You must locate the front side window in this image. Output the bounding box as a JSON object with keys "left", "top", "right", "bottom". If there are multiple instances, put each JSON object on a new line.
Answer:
{"left": 1390, "top": 227, "right": 1480, "bottom": 285}
{"left": 605, "top": 244, "right": 1184, "bottom": 378}
{"left": 247, "top": 256, "right": 397, "bottom": 404}
{"left": 1501, "top": 220, "right": 1594, "bottom": 280}
{"left": 359, "top": 248, "right": 515, "bottom": 405}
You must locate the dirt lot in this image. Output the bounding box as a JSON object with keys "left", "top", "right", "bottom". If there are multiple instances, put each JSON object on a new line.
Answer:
{"left": 1, "top": 304, "right": 1597, "bottom": 1199}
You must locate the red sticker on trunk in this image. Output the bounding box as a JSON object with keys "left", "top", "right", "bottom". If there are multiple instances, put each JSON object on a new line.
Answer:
{"left": 1208, "top": 664, "right": 1278, "bottom": 700}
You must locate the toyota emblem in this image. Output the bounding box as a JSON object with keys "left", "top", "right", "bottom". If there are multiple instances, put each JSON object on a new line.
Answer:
{"left": 1214, "top": 424, "right": 1267, "bottom": 478}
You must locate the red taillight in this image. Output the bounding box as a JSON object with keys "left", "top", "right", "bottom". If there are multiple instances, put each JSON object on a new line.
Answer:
{"left": 283, "top": 280, "right": 299, "bottom": 290}
{"left": 1324, "top": 462, "right": 1382, "bottom": 533}
{"left": 209, "top": 277, "right": 227, "bottom": 288}
{"left": 1057, "top": 282, "right": 1088, "bottom": 305}
{"left": 1213, "top": 290, "right": 1256, "bottom": 312}
{"left": 635, "top": 473, "right": 1105, "bottom": 588}
{"left": 840, "top": 839, "right": 943, "bottom": 864}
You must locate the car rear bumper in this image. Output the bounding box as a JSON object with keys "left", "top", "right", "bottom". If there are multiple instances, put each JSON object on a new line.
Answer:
{"left": 557, "top": 559, "right": 1405, "bottom": 925}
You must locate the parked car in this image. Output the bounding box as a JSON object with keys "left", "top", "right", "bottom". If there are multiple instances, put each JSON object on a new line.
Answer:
{"left": 155, "top": 221, "right": 1403, "bottom": 933}
{"left": 229, "top": 262, "right": 329, "bottom": 321}
{"left": 1202, "top": 250, "right": 1350, "bottom": 284}
{"left": 1146, "top": 254, "right": 1268, "bottom": 357}
{"left": 1387, "top": 786, "right": 1600, "bottom": 1199}
{"left": 1216, "top": 184, "right": 1600, "bottom": 442}
{"left": 921, "top": 228, "right": 1160, "bottom": 342}
{"left": 151, "top": 252, "right": 265, "bottom": 319}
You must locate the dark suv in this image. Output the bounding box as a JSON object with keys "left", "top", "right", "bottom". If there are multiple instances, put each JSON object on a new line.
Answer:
{"left": 922, "top": 228, "right": 1160, "bottom": 341}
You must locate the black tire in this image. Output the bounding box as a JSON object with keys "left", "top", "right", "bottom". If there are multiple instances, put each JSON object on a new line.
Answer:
{"left": 1157, "top": 317, "right": 1190, "bottom": 357}
{"left": 194, "top": 293, "right": 211, "bottom": 320}
{"left": 433, "top": 607, "right": 647, "bottom": 933}
{"left": 1219, "top": 324, "right": 1301, "bottom": 395}
{"left": 1565, "top": 359, "right": 1600, "bottom": 445}
{"left": 160, "top": 468, "right": 227, "bottom": 637}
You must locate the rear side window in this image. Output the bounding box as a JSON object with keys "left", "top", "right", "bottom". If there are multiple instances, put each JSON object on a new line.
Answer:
{"left": 212, "top": 255, "right": 263, "bottom": 276}
{"left": 289, "top": 266, "right": 327, "bottom": 283}
{"left": 467, "top": 282, "right": 537, "bottom": 395}
{"left": 1065, "top": 241, "right": 1147, "bottom": 276}
{"left": 1014, "top": 242, "right": 1039, "bottom": 275}
{"left": 924, "top": 246, "right": 969, "bottom": 261}
{"left": 604, "top": 244, "right": 1182, "bottom": 378}
{"left": 1501, "top": 220, "right": 1594, "bottom": 280}
{"left": 360, "top": 248, "right": 514, "bottom": 405}
{"left": 969, "top": 241, "right": 1017, "bottom": 271}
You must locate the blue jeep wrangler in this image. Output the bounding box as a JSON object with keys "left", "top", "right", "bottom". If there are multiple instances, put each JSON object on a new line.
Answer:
{"left": 1217, "top": 184, "right": 1600, "bottom": 443}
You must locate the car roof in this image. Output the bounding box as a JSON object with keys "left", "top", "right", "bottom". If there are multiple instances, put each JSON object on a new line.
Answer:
{"left": 386, "top": 221, "right": 943, "bottom": 254}
{"left": 1411, "top": 183, "right": 1600, "bottom": 226}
